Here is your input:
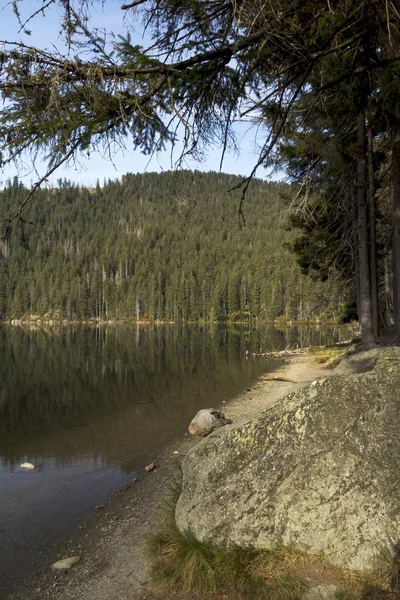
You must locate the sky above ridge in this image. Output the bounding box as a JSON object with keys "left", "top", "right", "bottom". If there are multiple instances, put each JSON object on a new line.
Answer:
{"left": 0, "top": 1, "right": 280, "bottom": 187}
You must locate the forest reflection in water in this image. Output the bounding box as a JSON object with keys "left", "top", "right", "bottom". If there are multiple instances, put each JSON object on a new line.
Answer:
{"left": 0, "top": 322, "right": 349, "bottom": 598}
{"left": 0, "top": 322, "right": 348, "bottom": 469}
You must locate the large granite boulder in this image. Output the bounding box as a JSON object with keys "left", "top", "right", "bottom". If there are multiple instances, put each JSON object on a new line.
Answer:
{"left": 176, "top": 348, "right": 400, "bottom": 572}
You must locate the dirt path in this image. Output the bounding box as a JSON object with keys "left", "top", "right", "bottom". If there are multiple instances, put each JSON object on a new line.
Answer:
{"left": 11, "top": 354, "right": 330, "bottom": 600}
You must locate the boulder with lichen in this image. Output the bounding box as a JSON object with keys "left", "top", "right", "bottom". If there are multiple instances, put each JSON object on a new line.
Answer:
{"left": 176, "top": 348, "right": 400, "bottom": 572}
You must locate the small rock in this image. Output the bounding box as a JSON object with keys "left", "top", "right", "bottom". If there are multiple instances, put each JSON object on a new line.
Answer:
{"left": 52, "top": 556, "right": 80, "bottom": 570}
{"left": 145, "top": 463, "right": 155, "bottom": 472}
{"left": 20, "top": 462, "right": 37, "bottom": 470}
{"left": 188, "top": 409, "right": 232, "bottom": 437}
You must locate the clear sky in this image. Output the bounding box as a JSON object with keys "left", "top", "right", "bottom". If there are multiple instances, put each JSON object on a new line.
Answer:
{"left": 0, "top": 0, "right": 280, "bottom": 187}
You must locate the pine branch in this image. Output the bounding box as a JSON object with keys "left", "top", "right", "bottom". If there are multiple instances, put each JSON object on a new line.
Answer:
{"left": 121, "top": 0, "right": 147, "bottom": 9}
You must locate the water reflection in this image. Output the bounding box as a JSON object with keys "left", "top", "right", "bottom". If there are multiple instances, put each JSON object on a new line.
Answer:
{"left": 0, "top": 323, "right": 348, "bottom": 466}
{"left": 0, "top": 324, "right": 274, "bottom": 469}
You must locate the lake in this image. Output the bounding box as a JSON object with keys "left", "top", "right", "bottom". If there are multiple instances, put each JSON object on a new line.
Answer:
{"left": 0, "top": 323, "right": 349, "bottom": 597}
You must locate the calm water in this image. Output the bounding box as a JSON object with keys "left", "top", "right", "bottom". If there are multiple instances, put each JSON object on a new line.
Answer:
{"left": 0, "top": 323, "right": 348, "bottom": 597}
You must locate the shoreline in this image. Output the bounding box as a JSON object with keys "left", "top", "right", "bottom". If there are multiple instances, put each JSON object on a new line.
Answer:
{"left": 10, "top": 353, "right": 331, "bottom": 600}
{"left": 2, "top": 317, "right": 343, "bottom": 327}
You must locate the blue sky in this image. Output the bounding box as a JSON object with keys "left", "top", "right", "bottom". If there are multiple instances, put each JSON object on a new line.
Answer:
{"left": 0, "top": 1, "right": 280, "bottom": 187}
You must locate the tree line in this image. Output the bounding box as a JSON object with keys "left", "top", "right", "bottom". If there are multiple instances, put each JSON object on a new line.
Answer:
{"left": 0, "top": 171, "right": 345, "bottom": 322}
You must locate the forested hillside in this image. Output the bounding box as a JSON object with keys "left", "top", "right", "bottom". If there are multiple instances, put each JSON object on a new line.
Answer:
{"left": 0, "top": 171, "right": 345, "bottom": 322}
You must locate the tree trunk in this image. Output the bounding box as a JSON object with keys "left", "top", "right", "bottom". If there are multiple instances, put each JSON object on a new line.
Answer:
{"left": 384, "top": 254, "right": 393, "bottom": 328}
{"left": 389, "top": 26, "right": 400, "bottom": 341}
{"left": 367, "top": 118, "right": 379, "bottom": 339}
{"left": 392, "top": 123, "right": 400, "bottom": 340}
{"left": 351, "top": 187, "right": 361, "bottom": 321}
{"left": 357, "top": 112, "right": 374, "bottom": 348}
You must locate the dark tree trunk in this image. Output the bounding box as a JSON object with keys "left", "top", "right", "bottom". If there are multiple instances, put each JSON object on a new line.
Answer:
{"left": 351, "top": 187, "right": 361, "bottom": 320}
{"left": 357, "top": 112, "right": 374, "bottom": 348}
{"left": 367, "top": 118, "right": 379, "bottom": 339}
{"left": 384, "top": 254, "right": 394, "bottom": 328}
{"left": 392, "top": 123, "right": 400, "bottom": 341}
{"left": 390, "top": 28, "right": 400, "bottom": 341}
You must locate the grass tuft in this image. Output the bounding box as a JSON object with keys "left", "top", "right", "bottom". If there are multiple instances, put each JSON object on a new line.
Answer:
{"left": 146, "top": 521, "right": 216, "bottom": 594}
{"left": 147, "top": 512, "right": 309, "bottom": 599}
{"left": 267, "top": 574, "right": 307, "bottom": 600}
{"left": 374, "top": 540, "right": 400, "bottom": 595}
{"left": 308, "top": 344, "right": 350, "bottom": 368}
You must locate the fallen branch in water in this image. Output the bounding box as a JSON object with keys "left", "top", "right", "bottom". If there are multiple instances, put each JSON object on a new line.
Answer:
{"left": 251, "top": 347, "right": 306, "bottom": 358}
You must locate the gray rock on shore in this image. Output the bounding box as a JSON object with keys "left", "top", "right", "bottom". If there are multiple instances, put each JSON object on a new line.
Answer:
{"left": 19, "top": 462, "right": 37, "bottom": 470}
{"left": 52, "top": 556, "right": 80, "bottom": 570}
{"left": 188, "top": 409, "right": 232, "bottom": 437}
{"left": 176, "top": 348, "right": 400, "bottom": 572}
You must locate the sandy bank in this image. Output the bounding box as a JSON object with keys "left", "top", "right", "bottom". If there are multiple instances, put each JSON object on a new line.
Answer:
{"left": 10, "top": 354, "right": 329, "bottom": 600}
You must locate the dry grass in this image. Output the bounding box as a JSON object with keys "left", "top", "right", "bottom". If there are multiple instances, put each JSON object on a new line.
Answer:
{"left": 146, "top": 523, "right": 307, "bottom": 599}
{"left": 147, "top": 523, "right": 397, "bottom": 600}
{"left": 307, "top": 343, "right": 351, "bottom": 368}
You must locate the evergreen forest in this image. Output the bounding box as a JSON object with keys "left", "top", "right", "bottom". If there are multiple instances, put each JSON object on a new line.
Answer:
{"left": 1, "top": 1, "right": 399, "bottom": 345}
{"left": 0, "top": 171, "right": 345, "bottom": 322}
